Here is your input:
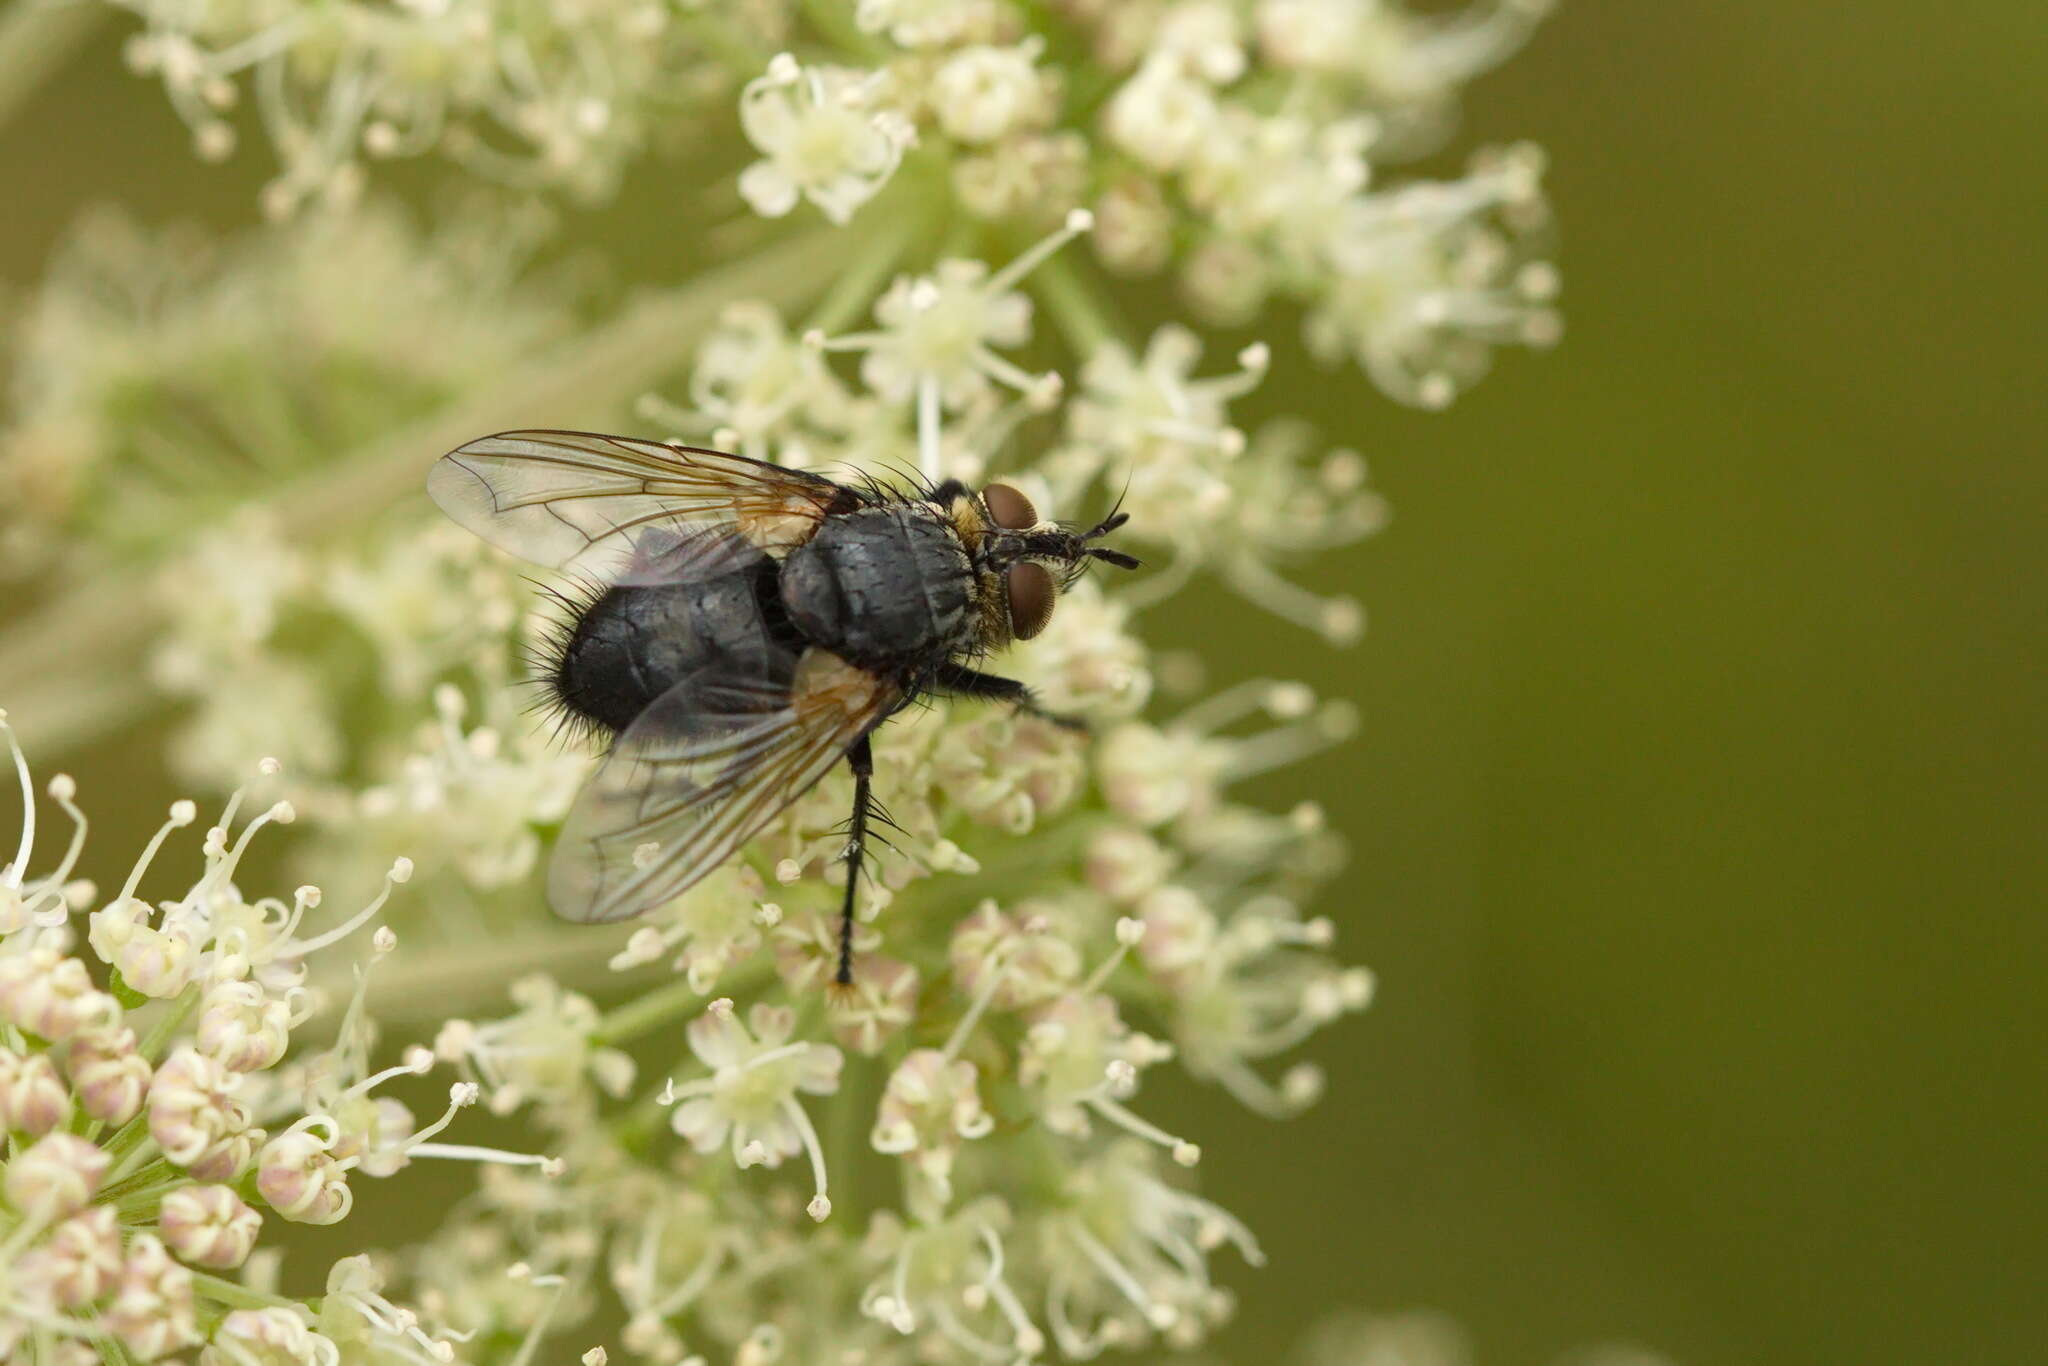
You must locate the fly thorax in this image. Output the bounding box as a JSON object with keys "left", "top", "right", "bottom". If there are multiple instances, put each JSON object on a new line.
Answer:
{"left": 779, "top": 506, "right": 977, "bottom": 672}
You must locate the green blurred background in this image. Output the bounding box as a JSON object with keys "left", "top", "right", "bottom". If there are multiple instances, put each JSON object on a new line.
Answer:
{"left": 4, "top": 3, "right": 2043, "bottom": 1364}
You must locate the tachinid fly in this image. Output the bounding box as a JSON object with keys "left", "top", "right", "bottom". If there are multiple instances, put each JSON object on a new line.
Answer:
{"left": 427, "top": 430, "right": 1138, "bottom": 983}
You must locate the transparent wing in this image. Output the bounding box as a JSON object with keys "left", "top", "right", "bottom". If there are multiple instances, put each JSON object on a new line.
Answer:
{"left": 428, "top": 429, "right": 849, "bottom": 585}
{"left": 548, "top": 648, "right": 898, "bottom": 924}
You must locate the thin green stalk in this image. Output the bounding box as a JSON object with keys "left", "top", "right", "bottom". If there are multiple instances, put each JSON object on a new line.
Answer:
{"left": 803, "top": 210, "right": 925, "bottom": 335}
{"left": 1032, "top": 252, "right": 1128, "bottom": 357}
{"left": 136, "top": 984, "right": 202, "bottom": 1065}
{"left": 191, "top": 1270, "right": 301, "bottom": 1312}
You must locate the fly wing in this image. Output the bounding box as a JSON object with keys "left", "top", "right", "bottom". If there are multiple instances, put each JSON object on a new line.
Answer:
{"left": 547, "top": 647, "right": 899, "bottom": 924}
{"left": 428, "top": 429, "right": 850, "bottom": 585}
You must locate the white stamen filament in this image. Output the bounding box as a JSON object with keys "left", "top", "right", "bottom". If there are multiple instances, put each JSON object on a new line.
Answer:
{"left": 782, "top": 1097, "right": 831, "bottom": 1220}
{"left": 115, "top": 800, "right": 198, "bottom": 906}
{"left": 288, "top": 858, "right": 410, "bottom": 956}
{"left": 3, "top": 713, "right": 36, "bottom": 887}
{"left": 407, "top": 1142, "right": 564, "bottom": 1176}
{"left": 1068, "top": 1225, "right": 1168, "bottom": 1326}
{"left": 1086, "top": 1093, "right": 1200, "bottom": 1167}
{"left": 941, "top": 946, "right": 1012, "bottom": 1063}
{"left": 39, "top": 772, "right": 89, "bottom": 894}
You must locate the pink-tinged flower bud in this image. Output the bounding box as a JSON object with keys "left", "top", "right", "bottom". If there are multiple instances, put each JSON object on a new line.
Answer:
{"left": 949, "top": 901, "right": 1080, "bottom": 1009}
{"left": 158, "top": 1182, "right": 262, "bottom": 1269}
{"left": 1137, "top": 885, "right": 1217, "bottom": 990}
{"left": 1085, "top": 826, "right": 1177, "bottom": 904}
{"left": 0, "top": 946, "right": 119, "bottom": 1040}
{"left": 16, "top": 1206, "right": 121, "bottom": 1308}
{"left": 104, "top": 1234, "right": 201, "bottom": 1361}
{"left": 4, "top": 1132, "right": 110, "bottom": 1218}
{"left": 148, "top": 1047, "right": 257, "bottom": 1176}
{"left": 195, "top": 978, "right": 292, "bottom": 1072}
{"left": 0, "top": 1047, "right": 72, "bottom": 1135}
{"left": 208, "top": 1306, "right": 338, "bottom": 1364}
{"left": 829, "top": 954, "right": 920, "bottom": 1056}
{"left": 188, "top": 1123, "right": 265, "bottom": 1183}
{"left": 88, "top": 896, "right": 198, "bottom": 1000}
{"left": 257, "top": 1126, "right": 354, "bottom": 1224}
{"left": 60, "top": 1026, "right": 151, "bottom": 1124}
{"left": 871, "top": 1048, "right": 993, "bottom": 1198}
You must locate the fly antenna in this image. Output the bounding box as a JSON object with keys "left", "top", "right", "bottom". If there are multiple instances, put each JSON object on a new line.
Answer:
{"left": 1087, "top": 545, "right": 1142, "bottom": 570}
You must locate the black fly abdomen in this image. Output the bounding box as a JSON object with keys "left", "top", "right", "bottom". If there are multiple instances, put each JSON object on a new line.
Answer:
{"left": 550, "top": 535, "right": 794, "bottom": 738}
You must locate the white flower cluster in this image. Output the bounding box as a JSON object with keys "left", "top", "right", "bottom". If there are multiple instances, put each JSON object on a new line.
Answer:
{"left": 722, "top": 0, "right": 1562, "bottom": 409}
{"left": 0, "top": 713, "right": 568, "bottom": 1362}
{"left": 101, "top": 0, "right": 786, "bottom": 216}
{"left": 0, "top": 0, "right": 1569, "bottom": 1359}
{"left": 97, "top": 0, "right": 1558, "bottom": 409}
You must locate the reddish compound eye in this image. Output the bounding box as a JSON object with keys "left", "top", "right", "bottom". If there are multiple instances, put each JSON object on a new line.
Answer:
{"left": 982, "top": 483, "right": 1038, "bottom": 530}
{"left": 1005, "top": 562, "right": 1056, "bottom": 640}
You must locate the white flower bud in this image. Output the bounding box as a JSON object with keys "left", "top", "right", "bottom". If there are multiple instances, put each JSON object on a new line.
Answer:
{"left": 0, "top": 946, "right": 119, "bottom": 1039}
{"left": 18, "top": 1205, "right": 122, "bottom": 1308}
{"left": 159, "top": 1182, "right": 264, "bottom": 1268}
{"left": 149, "top": 1047, "right": 260, "bottom": 1178}
{"left": 60, "top": 1026, "right": 151, "bottom": 1124}
{"left": 105, "top": 1234, "right": 202, "bottom": 1361}
{"left": 6, "top": 1132, "right": 111, "bottom": 1219}
{"left": 930, "top": 43, "right": 1047, "bottom": 145}
{"left": 0, "top": 1047, "right": 72, "bottom": 1135}
{"left": 257, "top": 1126, "right": 354, "bottom": 1224}
{"left": 196, "top": 978, "right": 293, "bottom": 1072}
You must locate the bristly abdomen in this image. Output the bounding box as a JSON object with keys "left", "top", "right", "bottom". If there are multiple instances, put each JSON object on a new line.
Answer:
{"left": 538, "top": 540, "right": 799, "bottom": 743}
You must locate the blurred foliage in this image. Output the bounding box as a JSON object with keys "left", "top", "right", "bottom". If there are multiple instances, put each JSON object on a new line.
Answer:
{"left": 2, "top": 2, "right": 2042, "bottom": 1365}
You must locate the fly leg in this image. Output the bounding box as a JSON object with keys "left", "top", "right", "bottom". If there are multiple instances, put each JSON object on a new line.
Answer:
{"left": 931, "top": 663, "right": 1088, "bottom": 733}
{"left": 836, "top": 733, "right": 876, "bottom": 985}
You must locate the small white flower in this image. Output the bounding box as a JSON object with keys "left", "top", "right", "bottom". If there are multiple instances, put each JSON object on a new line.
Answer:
{"left": 665, "top": 998, "right": 842, "bottom": 1219}
{"left": 738, "top": 55, "right": 914, "bottom": 224}
{"left": 930, "top": 42, "right": 1052, "bottom": 146}
{"left": 870, "top": 1048, "right": 994, "bottom": 1198}
{"left": 1104, "top": 56, "right": 1220, "bottom": 172}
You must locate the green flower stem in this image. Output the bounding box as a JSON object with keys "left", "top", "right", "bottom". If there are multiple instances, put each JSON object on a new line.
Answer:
{"left": 1032, "top": 252, "right": 1128, "bottom": 357}
{"left": 803, "top": 210, "right": 926, "bottom": 336}
{"left": 594, "top": 975, "right": 706, "bottom": 1048}
{"left": 110, "top": 1174, "right": 188, "bottom": 1220}
{"left": 191, "top": 1270, "right": 302, "bottom": 1312}
{"left": 0, "top": 226, "right": 848, "bottom": 757}
{"left": 799, "top": 0, "right": 891, "bottom": 64}
{"left": 137, "top": 984, "right": 202, "bottom": 1066}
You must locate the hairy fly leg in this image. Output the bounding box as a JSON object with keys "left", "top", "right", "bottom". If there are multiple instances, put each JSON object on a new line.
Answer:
{"left": 932, "top": 662, "right": 1088, "bottom": 732}
{"left": 836, "top": 733, "right": 877, "bottom": 985}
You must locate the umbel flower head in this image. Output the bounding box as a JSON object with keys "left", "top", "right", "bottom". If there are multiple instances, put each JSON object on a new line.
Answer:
{"left": 0, "top": 0, "right": 1571, "bottom": 1360}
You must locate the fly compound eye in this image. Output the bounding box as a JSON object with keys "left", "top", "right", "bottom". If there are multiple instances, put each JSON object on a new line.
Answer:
{"left": 1005, "top": 562, "right": 1056, "bottom": 640}
{"left": 982, "top": 483, "right": 1039, "bottom": 530}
